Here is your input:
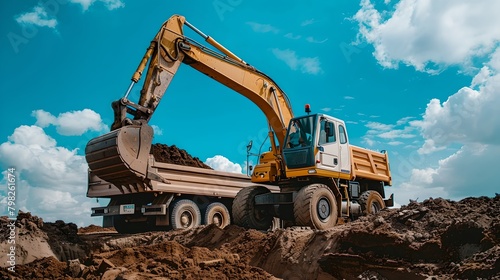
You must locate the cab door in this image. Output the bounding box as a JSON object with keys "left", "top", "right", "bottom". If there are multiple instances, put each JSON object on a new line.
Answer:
{"left": 338, "top": 122, "right": 351, "bottom": 175}
{"left": 317, "top": 118, "right": 340, "bottom": 173}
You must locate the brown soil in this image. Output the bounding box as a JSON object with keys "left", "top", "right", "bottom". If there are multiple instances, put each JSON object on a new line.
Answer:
{"left": 78, "top": 225, "right": 117, "bottom": 235}
{"left": 150, "top": 143, "right": 212, "bottom": 169}
{"left": 2, "top": 197, "right": 499, "bottom": 279}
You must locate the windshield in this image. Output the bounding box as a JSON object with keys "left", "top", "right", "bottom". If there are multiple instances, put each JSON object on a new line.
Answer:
{"left": 285, "top": 115, "right": 316, "bottom": 149}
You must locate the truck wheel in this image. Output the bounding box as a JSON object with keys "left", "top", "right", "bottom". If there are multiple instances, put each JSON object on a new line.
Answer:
{"left": 359, "top": 190, "right": 385, "bottom": 215}
{"left": 204, "top": 202, "right": 230, "bottom": 228}
{"left": 232, "top": 186, "right": 273, "bottom": 230}
{"left": 294, "top": 184, "right": 338, "bottom": 230}
{"left": 170, "top": 199, "right": 201, "bottom": 230}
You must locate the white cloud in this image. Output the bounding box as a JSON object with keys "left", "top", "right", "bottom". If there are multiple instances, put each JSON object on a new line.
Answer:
{"left": 151, "top": 125, "right": 163, "bottom": 136}
{"left": 344, "top": 96, "right": 355, "bottom": 100}
{"left": 366, "top": 122, "right": 394, "bottom": 131}
{"left": 417, "top": 139, "right": 446, "bottom": 155}
{"left": 306, "top": 37, "right": 328, "bottom": 44}
{"left": 15, "top": 5, "right": 57, "bottom": 28}
{"left": 471, "top": 66, "right": 491, "bottom": 89}
{"left": 284, "top": 33, "right": 301, "bottom": 40}
{"left": 301, "top": 19, "right": 317, "bottom": 26}
{"left": 393, "top": 38, "right": 500, "bottom": 203}
{"left": 7, "top": 125, "right": 56, "bottom": 148}
{"left": 32, "top": 109, "right": 107, "bottom": 136}
{"left": 70, "top": 0, "right": 124, "bottom": 11}
{"left": 378, "top": 129, "right": 416, "bottom": 139}
{"left": 272, "top": 48, "right": 322, "bottom": 75}
{"left": 362, "top": 120, "right": 417, "bottom": 149}
{"left": 0, "top": 125, "right": 102, "bottom": 226}
{"left": 363, "top": 137, "right": 375, "bottom": 147}
{"left": 430, "top": 145, "right": 495, "bottom": 198}
{"left": 396, "top": 116, "right": 414, "bottom": 126}
{"left": 101, "top": 0, "right": 124, "bottom": 10}
{"left": 411, "top": 58, "right": 500, "bottom": 152}
{"left": 205, "top": 155, "right": 243, "bottom": 174}
{"left": 320, "top": 107, "right": 331, "bottom": 112}
{"left": 354, "top": 0, "right": 500, "bottom": 73}
{"left": 396, "top": 173, "right": 447, "bottom": 204}
{"left": 246, "top": 22, "right": 279, "bottom": 34}
{"left": 354, "top": 1, "right": 500, "bottom": 203}
{"left": 396, "top": 144, "right": 499, "bottom": 204}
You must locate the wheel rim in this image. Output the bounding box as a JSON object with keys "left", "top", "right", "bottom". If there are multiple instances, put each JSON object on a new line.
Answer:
{"left": 180, "top": 210, "right": 193, "bottom": 228}
{"left": 370, "top": 202, "right": 382, "bottom": 214}
{"left": 253, "top": 206, "right": 268, "bottom": 223}
{"left": 317, "top": 197, "right": 331, "bottom": 221}
{"left": 212, "top": 212, "right": 223, "bottom": 227}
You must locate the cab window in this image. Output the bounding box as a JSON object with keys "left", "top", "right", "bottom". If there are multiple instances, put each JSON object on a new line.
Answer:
{"left": 319, "top": 119, "right": 336, "bottom": 145}
{"left": 339, "top": 125, "right": 347, "bottom": 144}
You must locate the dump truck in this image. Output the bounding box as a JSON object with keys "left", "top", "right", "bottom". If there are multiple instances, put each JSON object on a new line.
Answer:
{"left": 87, "top": 157, "right": 279, "bottom": 233}
{"left": 85, "top": 15, "right": 393, "bottom": 233}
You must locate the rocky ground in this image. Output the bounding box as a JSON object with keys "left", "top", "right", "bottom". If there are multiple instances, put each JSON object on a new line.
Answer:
{"left": 1, "top": 144, "right": 499, "bottom": 279}
{"left": 1, "top": 195, "right": 499, "bottom": 279}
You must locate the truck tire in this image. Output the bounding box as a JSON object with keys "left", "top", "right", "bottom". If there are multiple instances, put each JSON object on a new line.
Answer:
{"left": 170, "top": 199, "right": 201, "bottom": 230}
{"left": 232, "top": 186, "right": 273, "bottom": 230}
{"left": 204, "top": 202, "right": 231, "bottom": 228}
{"left": 359, "top": 190, "right": 385, "bottom": 215}
{"left": 294, "top": 184, "right": 338, "bottom": 230}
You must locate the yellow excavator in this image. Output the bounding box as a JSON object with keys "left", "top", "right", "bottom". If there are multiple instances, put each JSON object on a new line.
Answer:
{"left": 85, "top": 15, "right": 393, "bottom": 231}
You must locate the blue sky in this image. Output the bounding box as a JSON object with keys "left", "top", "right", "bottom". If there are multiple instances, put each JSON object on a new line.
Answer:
{"left": 1, "top": 0, "right": 499, "bottom": 226}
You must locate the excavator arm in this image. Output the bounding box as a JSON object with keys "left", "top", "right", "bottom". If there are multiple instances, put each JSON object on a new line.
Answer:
{"left": 85, "top": 15, "right": 294, "bottom": 190}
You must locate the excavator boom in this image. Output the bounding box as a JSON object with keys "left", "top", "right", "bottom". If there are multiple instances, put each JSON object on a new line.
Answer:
{"left": 85, "top": 15, "right": 294, "bottom": 189}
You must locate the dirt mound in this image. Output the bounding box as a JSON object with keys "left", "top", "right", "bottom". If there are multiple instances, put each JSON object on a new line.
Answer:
{"left": 1, "top": 256, "right": 68, "bottom": 280}
{"left": 2, "top": 240, "right": 276, "bottom": 280}
{"left": 2, "top": 195, "right": 500, "bottom": 279}
{"left": 151, "top": 143, "right": 212, "bottom": 169}
{"left": 85, "top": 196, "right": 500, "bottom": 279}
{"left": 93, "top": 240, "right": 275, "bottom": 279}
{"left": 0, "top": 212, "right": 56, "bottom": 266}
{"left": 320, "top": 195, "right": 500, "bottom": 279}
{"left": 43, "top": 220, "right": 89, "bottom": 262}
{"left": 78, "top": 224, "right": 116, "bottom": 235}
{"left": 0, "top": 212, "right": 89, "bottom": 267}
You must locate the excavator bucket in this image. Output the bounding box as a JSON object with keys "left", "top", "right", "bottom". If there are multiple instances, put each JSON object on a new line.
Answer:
{"left": 85, "top": 124, "right": 154, "bottom": 189}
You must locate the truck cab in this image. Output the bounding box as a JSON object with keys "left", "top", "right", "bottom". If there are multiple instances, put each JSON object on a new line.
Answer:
{"left": 283, "top": 114, "right": 351, "bottom": 180}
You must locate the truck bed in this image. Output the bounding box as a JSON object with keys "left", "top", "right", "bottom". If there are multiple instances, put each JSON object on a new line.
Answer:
{"left": 350, "top": 145, "right": 391, "bottom": 185}
{"left": 87, "top": 156, "right": 279, "bottom": 198}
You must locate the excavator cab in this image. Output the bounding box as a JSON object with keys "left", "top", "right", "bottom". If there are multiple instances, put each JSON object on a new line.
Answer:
{"left": 282, "top": 115, "right": 317, "bottom": 169}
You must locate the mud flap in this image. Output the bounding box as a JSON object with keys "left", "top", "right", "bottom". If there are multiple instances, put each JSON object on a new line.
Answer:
{"left": 384, "top": 193, "right": 394, "bottom": 207}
